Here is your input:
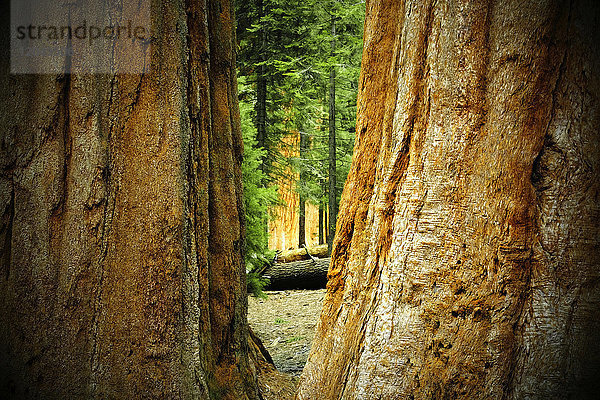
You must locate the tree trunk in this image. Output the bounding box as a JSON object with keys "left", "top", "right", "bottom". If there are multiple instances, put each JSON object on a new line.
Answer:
{"left": 255, "top": 0, "right": 268, "bottom": 167}
{"left": 299, "top": 195, "right": 307, "bottom": 247}
{"left": 299, "top": 130, "right": 308, "bottom": 247}
{"left": 0, "top": 1, "right": 260, "bottom": 399}
{"left": 324, "top": 208, "right": 328, "bottom": 244}
{"left": 318, "top": 204, "right": 324, "bottom": 245}
{"left": 327, "top": 16, "right": 337, "bottom": 256}
{"left": 264, "top": 258, "right": 330, "bottom": 290}
{"left": 298, "top": 1, "right": 600, "bottom": 399}
{"left": 320, "top": 178, "right": 327, "bottom": 245}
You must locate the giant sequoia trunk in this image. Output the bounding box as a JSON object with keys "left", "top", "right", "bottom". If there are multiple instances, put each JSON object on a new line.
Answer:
{"left": 0, "top": 1, "right": 260, "bottom": 399}
{"left": 298, "top": 1, "right": 600, "bottom": 399}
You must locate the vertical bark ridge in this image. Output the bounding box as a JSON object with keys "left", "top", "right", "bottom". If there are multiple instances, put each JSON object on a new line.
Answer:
{"left": 205, "top": 0, "right": 257, "bottom": 397}
{"left": 1, "top": 188, "right": 14, "bottom": 281}
{"left": 372, "top": 0, "right": 436, "bottom": 272}
{"left": 90, "top": 73, "right": 120, "bottom": 394}
{"left": 182, "top": 0, "right": 213, "bottom": 396}
{"left": 299, "top": 0, "right": 407, "bottom": 398}
{"left": 327, "top": 0, "right": 405, "bottom": 294}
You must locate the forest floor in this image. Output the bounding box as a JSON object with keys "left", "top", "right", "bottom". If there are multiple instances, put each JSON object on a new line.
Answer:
{"left": 248, "top": 289, "right": 326, "bottom": 377}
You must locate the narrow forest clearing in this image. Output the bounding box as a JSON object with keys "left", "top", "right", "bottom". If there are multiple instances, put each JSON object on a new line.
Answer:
{"left": 248, "top": 289, "right": 326, "bottom": 376}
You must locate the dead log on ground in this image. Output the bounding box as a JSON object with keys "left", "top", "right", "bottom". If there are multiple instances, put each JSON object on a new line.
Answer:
{"left": 263, "top": 257, "right": 330, "bottom": 290}
{"left": 276, "top": 244, "right": 328, "bottom": 263}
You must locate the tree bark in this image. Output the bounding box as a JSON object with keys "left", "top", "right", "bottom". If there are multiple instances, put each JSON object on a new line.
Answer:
{"left": 0, "top": 1, "right": 260, "bottom": 399}
{"left": 298, "top": 1, "right": 600, "bottom": 399}
{"left": 318, "top": 204, "right": 325, "bottom": 245}
{"left": 299, "top": 196, "right": 307, "bottom": 247}
{"left": 320, "top": 178, "right": 328, "bottom": 246}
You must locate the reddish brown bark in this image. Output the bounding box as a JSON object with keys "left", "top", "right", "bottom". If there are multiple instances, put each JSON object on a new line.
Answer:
{"left": 0, "top": 1, "right": 260, "bottom": 398}
{"left": 298, "top": 1, "right": 600, "bottom": 399}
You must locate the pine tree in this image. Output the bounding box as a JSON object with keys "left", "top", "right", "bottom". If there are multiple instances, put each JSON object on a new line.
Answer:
{"left": 236, "top": 0, "right": 365, "bottom": 250}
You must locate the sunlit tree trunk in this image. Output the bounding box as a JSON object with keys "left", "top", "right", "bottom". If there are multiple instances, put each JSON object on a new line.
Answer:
{"left": 0, "top": 0, "right": 260, "bottom": 398}
{"left": 298, "top": 0, "right": 600, "bottom": 399}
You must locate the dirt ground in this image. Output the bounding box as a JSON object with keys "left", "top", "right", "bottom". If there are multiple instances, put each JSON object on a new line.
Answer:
{"left": 248, "top": 289, "right": 326, "bottom": 377}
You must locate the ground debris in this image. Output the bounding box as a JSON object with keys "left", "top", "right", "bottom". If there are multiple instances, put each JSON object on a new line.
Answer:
{"left": 248, "top": 289, "right": 325, "bottom": 376}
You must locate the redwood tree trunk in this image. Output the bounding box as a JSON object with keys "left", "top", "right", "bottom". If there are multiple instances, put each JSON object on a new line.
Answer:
{"left": 298, "top": 1, "right": 600, "bottom": 399}
{"left": 0, "top": 1, "right": 260, "bottom": 399}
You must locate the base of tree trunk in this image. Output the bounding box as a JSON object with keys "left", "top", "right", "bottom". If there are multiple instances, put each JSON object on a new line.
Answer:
{"left": 249, "top": 327, "right": 297, "bottom": 400}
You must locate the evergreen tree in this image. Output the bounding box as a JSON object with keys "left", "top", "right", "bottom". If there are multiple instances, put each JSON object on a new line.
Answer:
{"left": 239, "top": 78, "right": 278, "bottom": 296}
{"left": 236, "top": 0, "right": 365, "bottom": 250}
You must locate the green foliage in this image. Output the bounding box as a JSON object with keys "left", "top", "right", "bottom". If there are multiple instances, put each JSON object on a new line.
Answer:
{"left": 285, "top": 335, "right": 305, "bottom": 343}
{"left": 240, "top": 86, "right": 277, "bottom": 252}
{"left": 285, "top": 0, "right": 365, "bottom": 211}
{"left": 240, "top": 77, "right": 278, "bottom": 297}
{"left": 247, "top": 271, "right": 269, "bottom": 299}
{"left": 236, "top": 0, "right": 365, "bottom": 250}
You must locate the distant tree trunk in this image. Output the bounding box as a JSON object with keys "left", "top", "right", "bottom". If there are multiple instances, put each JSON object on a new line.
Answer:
{"left": 299, "top": 195, "right": 306, "bottom": 247}
{"left": 324, "top": 208, "right": 328, "bottom": 244}
{"left": 256, "top": 0, "right": 269, "bottom": 245}
{"left": 299, "top": 130, "right": 308, "bottom": 247}
{"left": 0, "top": 1, "right": 260, "bottom": 399}
{"left": 318, "top": 204, "right": 325, "bottom": 245}
{"left": 319, "top": 179, "right": 327, "bottom": 245}
{"left": 255, "top": 0, "right": 268, "bottom": 168}
{"left": 327, "top": 16, "right": 337, "bottom": 256}
{"left": 298, "top": 1, "right": 600, "bottom": 399}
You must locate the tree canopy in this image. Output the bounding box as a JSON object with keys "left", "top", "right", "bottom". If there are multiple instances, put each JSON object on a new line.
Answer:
{"left": 236, "top": 0, "right": 365, "bottom": 257}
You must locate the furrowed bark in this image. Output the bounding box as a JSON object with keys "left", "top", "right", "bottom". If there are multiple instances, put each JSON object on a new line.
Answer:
{"left": 0, "top": 1, "right": 260, "bottom": 398}
{"left": 298, "top": 0, "right": 600, "bottom": 399}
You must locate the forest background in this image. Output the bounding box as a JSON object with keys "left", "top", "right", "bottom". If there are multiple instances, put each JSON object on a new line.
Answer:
{"left": 235, "top": 0, "right": 365, "bottom": 288}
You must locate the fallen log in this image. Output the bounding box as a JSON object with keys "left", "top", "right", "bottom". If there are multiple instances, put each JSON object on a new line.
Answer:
{"left": 276, "top": 244, "right": 329, "bottom": 263}
{"left": 263, "top": 257, "right": 330, "bottom": 290}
